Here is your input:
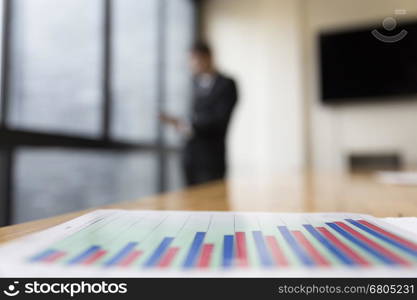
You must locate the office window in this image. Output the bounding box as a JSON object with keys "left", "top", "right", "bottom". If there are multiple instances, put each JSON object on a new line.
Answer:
{"left": 14, "top": 149, "right": 157, "bottom": 223}
{"left": 0, "top": 0, "right": 196, "bottom": 226}
{"left": 111, "top": 0, "right": 158, "bottom": 142}
{"left": 8, "top": 0, "right": 102, "bottom": 136}
{"left": 164, "top": 0, "right": 194, "bottom": 146}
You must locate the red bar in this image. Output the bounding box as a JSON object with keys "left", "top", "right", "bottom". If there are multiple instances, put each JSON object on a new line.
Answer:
{"left": 265, "top": 236, "right": 288, "bottom": 266}
{"left": 158, "top": 248, "right": 179, "bottom": 268}
{"left": 334, "top": 222, "right": 410, "bottom": 266}
{"left": 81, "top": 250, "right": 107, "bottom": 265}
{"left": 197, "top": 244, "right": 214, "bottom": 268}
{"left": 358, "top": 219, "right": 417, "bottom": 251}
{"left": 317, "top": 227, "right": 370, "bottom": 266}
{"left": 292, "top": 231, "right": 330, "bottom": 266}
{"left": 119, "top": 250, "right": 143, "bottom": 267}
{"left": 235, "top": 232, "right": 248, "bottom": 267}
{"left": 43, "top": 251, "right": 66, "bottom": 263}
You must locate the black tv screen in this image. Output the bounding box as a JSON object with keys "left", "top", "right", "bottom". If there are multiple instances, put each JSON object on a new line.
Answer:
{"left": 320, "top": 20, "right": 417, "bottom": 103}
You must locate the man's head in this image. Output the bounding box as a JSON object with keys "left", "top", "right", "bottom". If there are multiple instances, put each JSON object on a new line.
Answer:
{"left": 190, "top": 42, "right": 214, "bottom": 75}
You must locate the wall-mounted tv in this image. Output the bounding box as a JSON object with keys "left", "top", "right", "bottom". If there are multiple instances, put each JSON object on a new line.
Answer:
{"left": 319, "top": 20, "right": 417, "bottom": 104}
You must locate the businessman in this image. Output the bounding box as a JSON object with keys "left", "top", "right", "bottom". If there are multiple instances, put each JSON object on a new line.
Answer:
{"left": 161, "top": 42, "right": 238, "bottom": 186}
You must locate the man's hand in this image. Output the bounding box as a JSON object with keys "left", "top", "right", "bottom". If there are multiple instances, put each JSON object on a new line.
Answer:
{"left": 159, "top": 113, "right": 192, "bottom": 136}
{"left": 159, "top": 113, "right": 181, "bottom": 128}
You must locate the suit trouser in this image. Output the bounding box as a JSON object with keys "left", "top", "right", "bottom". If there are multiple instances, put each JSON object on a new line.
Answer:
{"left": 182, "top": 141, "right": 226, "bottom": 186}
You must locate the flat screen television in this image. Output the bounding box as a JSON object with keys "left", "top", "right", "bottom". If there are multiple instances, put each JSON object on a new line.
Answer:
{"left": 319, "top": 20, "right": 417, "bottom": 104}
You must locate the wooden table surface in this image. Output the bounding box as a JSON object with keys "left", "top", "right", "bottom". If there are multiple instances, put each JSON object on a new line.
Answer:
{"left": 1, "top": 171, "right": 417, "bottom": 244}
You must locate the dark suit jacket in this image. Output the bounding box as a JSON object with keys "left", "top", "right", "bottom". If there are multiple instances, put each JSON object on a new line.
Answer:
{"left": 183, "top": 73, "right": 238, "bottom": 185}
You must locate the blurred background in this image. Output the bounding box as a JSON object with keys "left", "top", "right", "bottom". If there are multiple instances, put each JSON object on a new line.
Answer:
{"left": 1, "top": 0, "right": 417, "bottom": 225}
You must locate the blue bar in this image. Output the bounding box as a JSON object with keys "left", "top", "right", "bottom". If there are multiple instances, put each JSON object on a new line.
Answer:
{"left": 183, "top": 232, "right": 206, "bottom": 268}
{"left": 278, "top": 226, "right": 314, "bottom": 266}
{"left": 67, "top": 245, "right": 101, "bottom": 265}
{"left": 326, "top": 222, "right": 396, "bottom": 265}
{"left": 252, "top": 231, "right": 274, "bottom": 267}
{"left": 29, "top": 249, "right": 57, "bottom": 262}
{"left": 303, "top": 225, "right": 354, "bottom": 266}
{"left": 346, "top": 219, "right": 417, "bottom": 258}
{"left": 103, "top": 242, "right": 138, "bottom": 267}
{"left": 144, "top": 237, "right": 174, "bottom": 267}
{"left": 222, "top": 235, "right": 234, "bottom": 268}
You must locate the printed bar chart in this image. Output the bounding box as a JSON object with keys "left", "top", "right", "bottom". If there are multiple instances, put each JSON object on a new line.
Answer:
{"left": 42, "top": 251, "right": 66, "bottom": 263}
{"left": 5, "top": 210, "right": 417, "bottom": 274}
{"left": 83, "top": 250, "right": 107, "bottom": 266}
{"left": 235, "top": 232, "right": 248, "bottom": 267}
{"left": 265, "top": 235, "right": 288, "bottom": 266}
{"left": 158, "top": 247, "right": 179, "bottom": 268}
{"left": 104, "top": 242, "right": 138, "bottom": 267}
{"left": 183, "top": 232, "right": 206, "bottom": 268}
{"left": 119, "top": 250, "right": 142, "bottom": 267}
{"left": 67, "top": 246, "right": 102, "bottom": 265}
{"left": 197, "top": 244, "right": 214, "bottom": 268}
{"left": 222, "top": 235, "right": 234, "bottom": 268}
{"left": 29, "top": 249, "right": 60, "bottom": 263}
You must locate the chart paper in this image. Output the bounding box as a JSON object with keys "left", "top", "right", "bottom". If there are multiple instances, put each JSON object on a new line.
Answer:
{"left": 0, "top": 210, "right": 417, "bottom": 277}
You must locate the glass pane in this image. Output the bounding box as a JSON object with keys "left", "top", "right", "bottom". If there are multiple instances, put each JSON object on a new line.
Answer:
{"left": 166, "top": 152, "right": 185, "bottom": 191}
{"left": 8, "top": 0, "right": 102, "bottom": 136}
{"left": 164, "top": 0, "right": 194, "bottom": 146}
{"left": 14, "top": 149, "right": 158, "bottom": 223}
{"left": 111, "top": 0, "right": 158, "bottom": 142}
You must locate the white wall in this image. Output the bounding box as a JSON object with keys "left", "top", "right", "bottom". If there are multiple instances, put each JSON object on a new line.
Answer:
{"left": 203, "top": 0, "right": 305, "bottom": 176}
{"left": 304, "top": 0, "right": 417, "bottom": 172}
{"left": 203, "top": 0, "right": 417, "bottom": 175}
